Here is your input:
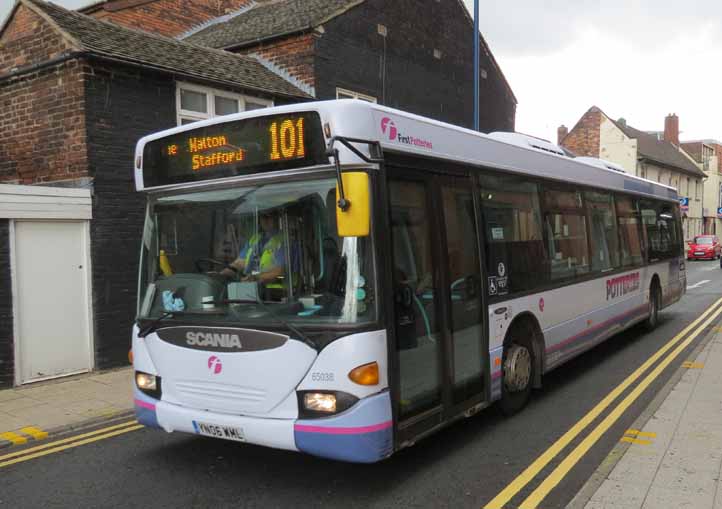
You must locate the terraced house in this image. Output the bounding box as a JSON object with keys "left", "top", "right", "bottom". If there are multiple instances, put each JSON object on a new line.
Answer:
{"left": 0, "top": 0, "right": 516, "bottom": 386}
{"left": 559, "top": 107, "right": 705, "bottom": 240}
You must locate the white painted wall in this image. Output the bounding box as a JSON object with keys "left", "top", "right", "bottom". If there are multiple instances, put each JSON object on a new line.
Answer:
{"left": 599, "top": 118, "right": 638, "bottom": 174}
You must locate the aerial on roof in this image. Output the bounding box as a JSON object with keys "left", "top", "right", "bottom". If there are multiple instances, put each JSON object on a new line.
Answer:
{"left": 183, "top": 0, "right": 363, "bottom": 48}
{"left": 610, "top": 118, "right": 705, "bottom": 178}
{"left": 9, "top": 0, "right": 311, "bottom": 100}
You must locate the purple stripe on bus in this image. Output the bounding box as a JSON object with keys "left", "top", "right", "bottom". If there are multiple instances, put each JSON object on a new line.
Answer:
{"left": 546, "top": 304, "right": 648, "bottom": 354}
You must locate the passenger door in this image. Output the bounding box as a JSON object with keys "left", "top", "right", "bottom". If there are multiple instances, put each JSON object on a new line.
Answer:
{"left": 439, "top": 178, "right": 486, "bottom": 409}
{"left": 388, "top": 169, "right": 487, "bottom": 441}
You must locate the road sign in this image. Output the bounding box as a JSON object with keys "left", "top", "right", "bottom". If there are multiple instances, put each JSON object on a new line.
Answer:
{"left": 717, "top": 207, "right": 722, "bottom": 218}
{"left": 679, "top": 197, "right": 689, "bottom": 212}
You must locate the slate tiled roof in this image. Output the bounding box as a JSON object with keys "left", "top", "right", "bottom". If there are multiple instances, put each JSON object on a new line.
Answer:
{"left": 610, "top": 120, "right": 705, "bottom": 178}
{"left": 184, "top": 0, "right": 364, "bottom": 48}
{"left": 23, "top": 0, "right": 311, "bottom": 99}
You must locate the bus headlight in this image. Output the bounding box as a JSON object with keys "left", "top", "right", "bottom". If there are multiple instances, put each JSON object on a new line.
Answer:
{"left": 135, "top": 371, "right": 161, "bottom": 398}
{"left": 304, "top": 393, "right": 336, "bottom": 413}
{"left": 297, "top": 391, "right": 358, "bottom": 418}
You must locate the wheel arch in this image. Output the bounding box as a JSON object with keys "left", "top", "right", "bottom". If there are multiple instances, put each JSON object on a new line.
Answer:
{"left": 503, "top": 312, "right": 545, "bottom": 388}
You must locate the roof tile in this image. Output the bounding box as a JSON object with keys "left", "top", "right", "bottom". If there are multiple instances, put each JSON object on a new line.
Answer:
{"left": 610, "top": 119, "right": 704, "bottom": 178}
{"left": 24, "top": 0, "right": 311, "bottom": 99}
{"left": 184, "top": 0, "right": 364, "bottom": 49}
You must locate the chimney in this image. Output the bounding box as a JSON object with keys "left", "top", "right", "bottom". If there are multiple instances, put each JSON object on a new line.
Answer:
{"left": 664, "top": 113, "right": 679, "bottom": 147}
{"left": 557, "top": 125, "right": 568, "bottom": 145}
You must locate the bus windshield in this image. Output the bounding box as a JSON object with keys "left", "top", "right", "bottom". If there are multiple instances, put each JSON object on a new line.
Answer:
{"left": 137, "top": 177, "right": 375, "bottom": 327}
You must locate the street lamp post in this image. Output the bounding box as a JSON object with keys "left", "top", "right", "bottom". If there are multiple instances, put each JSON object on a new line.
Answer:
{"left": 473, "top": 0, "right": 479, "bottom": 131}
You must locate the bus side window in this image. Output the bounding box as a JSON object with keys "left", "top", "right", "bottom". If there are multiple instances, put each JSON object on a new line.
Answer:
{"left": 585, "top": 191, "right": 621, "bottom": 272}
{"left": 615, "top": 196, "right": 643, "bottom": 267}
{"left": 542, "top": 187, "right": 589, "bottom": 282}
{"left": 479, "top": 173, "right": 547, "bottom": 295}
{"left": 640, "top": 199, "right": 678, "bottom": 262}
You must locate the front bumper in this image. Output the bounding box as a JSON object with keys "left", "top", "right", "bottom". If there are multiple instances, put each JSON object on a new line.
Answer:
{"left": 134, "top": 389, "right": 393, "bottom": 463}
{"left": 688, "top": 251, "right": 716, "bottom": 259}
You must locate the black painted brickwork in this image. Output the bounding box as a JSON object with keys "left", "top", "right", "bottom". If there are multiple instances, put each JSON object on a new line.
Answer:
{"left": 84, "top": 62, "right": 176, "bottom": 369}
{"left": 0, "top": 220, "right": 14, "bottom": 387}
{"left": 315, "top": 0, "right": 516, "bottom": 132}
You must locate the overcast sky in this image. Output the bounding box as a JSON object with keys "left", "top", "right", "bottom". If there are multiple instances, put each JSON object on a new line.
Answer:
{"left": 3, "top": 0, "right": 721, "bottom": 142}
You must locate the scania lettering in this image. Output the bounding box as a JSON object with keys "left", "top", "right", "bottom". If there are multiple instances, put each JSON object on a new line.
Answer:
{"left": 185, "top": 332, "right": 242, "bottom": 349}
{"left": 132, "top": 101, "right": 685, "bottom": 463}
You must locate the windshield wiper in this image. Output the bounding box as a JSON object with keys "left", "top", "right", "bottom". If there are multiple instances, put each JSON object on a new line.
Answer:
{"left": 209, "top": 299, "right": 317, "bottom": 350}
{"left": 137, "top": 311, "right": 174, "bottom": 338}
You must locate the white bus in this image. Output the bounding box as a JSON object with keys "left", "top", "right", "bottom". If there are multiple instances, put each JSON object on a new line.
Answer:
{"left": 131, "top": 100, "right": 685, "bottom": 463}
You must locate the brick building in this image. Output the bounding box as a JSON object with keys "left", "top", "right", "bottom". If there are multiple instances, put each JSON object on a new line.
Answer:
{"left": 80, "top": 0, "right": 252, "bottom": 37}
{"left": 559, "top": 107, "right": 705, "bottom": 240}
{"left": 0, "top": 0, "right": 309, "bottom": 386}
{"left": 680, "top": 140, "right": 722, "bottom": 235}
{"left": 85, "top": 0, "right": 517, "bottom": 132}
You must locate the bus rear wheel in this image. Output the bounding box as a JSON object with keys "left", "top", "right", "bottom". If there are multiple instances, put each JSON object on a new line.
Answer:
{"left": 644, "top": 283, "right": 660, "bottom": 331}
{"left": 499, "top": 336, "right": 534, "bottom": 415}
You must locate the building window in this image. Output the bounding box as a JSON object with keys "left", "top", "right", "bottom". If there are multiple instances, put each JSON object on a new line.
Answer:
{"left": 336, "top": 87, "right": 378, "bottom": 103}
{"left": 176, "top": 82, "right": 273, "bottom": 125}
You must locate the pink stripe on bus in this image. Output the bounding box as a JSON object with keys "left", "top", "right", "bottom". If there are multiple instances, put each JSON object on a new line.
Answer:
{"left": 134, "top": 399, "right": 156, "bottom": 411}
{"left": 294, "top": 420, "right": 392, "bottom": 435}
{"left": 547, "top": 304, "right": 648, "bottom": 354}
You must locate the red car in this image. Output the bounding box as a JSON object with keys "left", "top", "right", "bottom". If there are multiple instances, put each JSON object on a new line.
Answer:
{"left": 687, "top": 235, "right": 721, "bottom": 260}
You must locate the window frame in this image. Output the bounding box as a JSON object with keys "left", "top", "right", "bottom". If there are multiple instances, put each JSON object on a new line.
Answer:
{"left": 175, "top": 82, "right": 273, "bottom": 126}
{"left": 335, "top": 87, "right": 378, "bottom": 103}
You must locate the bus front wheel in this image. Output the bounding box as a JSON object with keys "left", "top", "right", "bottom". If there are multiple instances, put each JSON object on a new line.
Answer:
{"left": 500, "top": 336, "right": 535, "bottom": 415}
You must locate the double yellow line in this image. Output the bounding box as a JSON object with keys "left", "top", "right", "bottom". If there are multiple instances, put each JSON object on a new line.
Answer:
{"left": 484, "top": 296, "right": 722, "bottom": 509}
{"left": 0, "top": 421, "right": 142, "bottom": 469}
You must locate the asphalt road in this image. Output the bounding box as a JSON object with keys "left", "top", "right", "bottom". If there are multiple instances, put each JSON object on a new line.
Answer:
{"left": 2, "top": 260, "right": 722, "bottom": 509}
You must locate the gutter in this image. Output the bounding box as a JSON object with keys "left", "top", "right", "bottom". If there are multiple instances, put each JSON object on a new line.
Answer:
{"left": 638, "top": 156, "right": 706, "bottom": 180}
{"left": 0, "top": 50, "right": 311, "bottom": 101}
{"left": 82, "top": 53, "right": 311, "bottom": 101}
{"left": 0, "top": 51, "right": 88, "bottom": 84}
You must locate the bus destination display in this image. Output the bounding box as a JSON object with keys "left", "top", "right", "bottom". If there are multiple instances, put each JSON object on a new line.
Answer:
{"left": 142, "top": 111, "right": 327, "bottom": 188}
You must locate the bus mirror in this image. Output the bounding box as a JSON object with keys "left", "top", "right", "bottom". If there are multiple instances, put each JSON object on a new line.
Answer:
{"left": 336, "top": 172, "right": 370, "bottom": 237}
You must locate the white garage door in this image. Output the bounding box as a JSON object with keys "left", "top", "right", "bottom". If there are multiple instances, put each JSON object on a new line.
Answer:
{"left": 14, "top": 221, "right": 92, "bottom": 383}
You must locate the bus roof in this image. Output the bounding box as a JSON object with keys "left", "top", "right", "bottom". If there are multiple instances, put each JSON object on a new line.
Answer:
{"left": 135, "top": 100, "right": 679, "bottom": 202}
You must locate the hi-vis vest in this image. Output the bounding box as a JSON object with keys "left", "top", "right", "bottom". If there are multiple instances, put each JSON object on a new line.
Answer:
{"left": 244, "top": 233, "right": 285, "bottom": 287}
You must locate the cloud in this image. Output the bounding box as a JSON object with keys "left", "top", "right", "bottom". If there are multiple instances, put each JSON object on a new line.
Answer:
{"left": 465, "top": 0, "right": 722, "bottom": 57}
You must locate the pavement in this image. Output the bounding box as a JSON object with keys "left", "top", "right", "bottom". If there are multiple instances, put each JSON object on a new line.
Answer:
{"left": 0, "top": 367, "right": 133, "bottom": 448}
{"left": 576, "top": 326, "right": 722, "bottom": 509}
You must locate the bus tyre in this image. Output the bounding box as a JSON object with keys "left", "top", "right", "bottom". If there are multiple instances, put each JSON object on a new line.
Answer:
{"left": 644, "top": 284, "right": 660, "bottom": 331}
{"left": 500, "top": 337, "right": 534, "bottom": 416}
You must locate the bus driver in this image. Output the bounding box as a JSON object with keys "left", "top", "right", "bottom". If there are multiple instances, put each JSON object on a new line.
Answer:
{"left": 221, "top": 211, "right": 286, "bottom": 287}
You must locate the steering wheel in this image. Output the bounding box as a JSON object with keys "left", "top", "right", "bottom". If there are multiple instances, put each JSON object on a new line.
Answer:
{"left": 195, "top": 258, "right": 228, "bottom": 273}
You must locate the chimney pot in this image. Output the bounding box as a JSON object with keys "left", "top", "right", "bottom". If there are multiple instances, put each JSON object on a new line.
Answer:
{"left": 664, "top": 114, "right": 679, "bottom": 147}
{"left": 557, "top": 125, "right": 569, "bottom": 145}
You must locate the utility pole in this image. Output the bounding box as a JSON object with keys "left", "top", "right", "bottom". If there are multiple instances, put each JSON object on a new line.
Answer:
{"left": 473, "top": 0, "right": 479, "bottom": 131}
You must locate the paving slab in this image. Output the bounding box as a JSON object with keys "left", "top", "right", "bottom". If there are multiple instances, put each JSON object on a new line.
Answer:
{"left": 578, "top": 326, "right": 722, "bottom": 509}
{"left": 0, "top": 368, "right": 134, "bottom": 449}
